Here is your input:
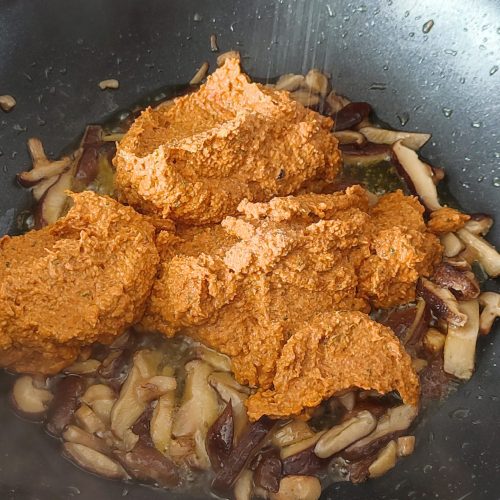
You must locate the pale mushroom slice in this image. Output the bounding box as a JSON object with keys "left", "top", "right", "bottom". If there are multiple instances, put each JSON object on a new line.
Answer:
{"left": 392, "top": 140, "right": 442, "bottom": 211}
{"left": 444, "top": 299, "right": 480, "bottom": 380}
{"left": 478, "top": 292, "right": 500, "bottom": 335}
{"left": 456, "top": 228, "right": 500, "bottom": 278}
{"left": 171, "top": 360, "right": 220, "bottom": 469}
{"left": 359, "top": 126, "right": 431, "bottom": 150}
{"left": 11, "top": 375, "right": 53, "bottom": 419}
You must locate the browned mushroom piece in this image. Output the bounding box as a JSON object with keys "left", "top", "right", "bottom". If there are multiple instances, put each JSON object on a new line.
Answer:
{"left": 253, "top": 448, "right": 283, "bottom": 493}
{"left": 46, "top": 375, "right": 85, "bottom": 437}
{"left": 464, "top": 214, "right": 494, "bottom": 236}
{"left": 10, "top": 375, "right": 53, "bottom": 420}
{"left": 206, "top": 402, "right": 234, "bottom": 471}
{"left": 340, "top": 142, "right": 392, "bottom": 167}
{"left": 333, "top": 102, "right": 372, "bottom": 131}
{"left": 443, "top": 299, "right": 480, "bottom": 379}
{"left": 391, "top": 140, "right": 442, "bottom": 211}
{"left": 417, "top": 278, "right": 468, "bottom": 327}
{"left": 432, "top": 262, "right": 480, "bottom": 300}
{"left": 212, "top": 417, "right": 276, "bottom": 495}
{"left": 456, "top": 228, "right": 500, "bottom": 278}
{"left": 359, "top": 127, "right": 431, "bottom": 150}
{"left": 478, "top": 292, "right": 500, "bottom": 335}
{"left": 114, "top": 440, "right": 181, "bottom": 488}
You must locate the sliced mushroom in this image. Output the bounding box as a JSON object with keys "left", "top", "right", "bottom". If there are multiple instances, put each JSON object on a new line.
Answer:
{"left": 254, "top": 448, "right": 283, "bottom": 493}
{"left": 11, "top": 375, "right": 53, "bottom": 420}
{"left": 46, "top": 376, "right": 85, "bottom": 437}
{"left": 63, "top": 425, "right": 111, "bottom": 455}
{"left": 340, "top": 142, "right": 392, "bottom": 167}
{"left": 114, "top": 441, "right": 181, "bottom": 488}
{"left": 64, "top": 359, "right": 101, "bottom": 375}
{"left": 332, "top": 130, "right": 366, "bottom": 145}
{"left": 172, "top": 360, "right": 220, "bottom": 469}
{"left": 135, "top": 375, "right": 176, "bottom": 403}
{"left": 417, "top": 278, "right": 468, "bottom": 327}
{"left": 343, "top": 405, "right": 417, "bottom": 461}
{"left": 63, "top": 442, "right": 128, "bottom": 480}
{"left": 234, "top": 469, "right": 254, "bottom": 500}
{"left": 34, "top": 166, "right": 75, "bottom": 228}
{"left": 150, "top": 390, "right": 176, "bottom": 455}
{"left": 314, "top": 411, "right": 377, "bottom": 458}
{"left": 359, "top": 127, "right": 431, "bottom": 150}
{"left": 440, "top": 233, "right": 465, "bottom": 258}
{"left": 17, "top": 158, "right": 72, "bottom": 187}
{"left": 444, "top": 299, "right": 480, "bottom": 380}
{"left": 281, "top": 445, "right": 329, "bottom": 477}
{"left": 464, "top": 214, "right": 494, "bottom": 236}
{"left": 478, "top": 292, "right": 500, "bottom": 335}
{"left": 196, "top": 345, "right": 232, "bottom": 372}
{"left": 280, "top": 432, "right": 326, "bottom": 460}
{"left": 392, "top": 140, "right": 442, "bottom": 211}
{"left": 206, "top": 402, "right": 234, "bottom": 471}
{"left": 396, "top": 435, "right": 415, "bottom": 457}
{"left": 189, "top": 62, "right": 209, "bottom": 85}
{"left": 209, "top": 371, "right": 249, "bottom": 440}
{"left": 304, "top": 69, "right": 329, "bottom": 97}
{"left": 110, "top": 350, "right": 162, "bottom": 440}
{"left": 75, "top": 404, "right": 107, "bottom": 434}
{"left": 325, "top": 91, "right": 350, "bottom": 113}
{"left": 81, "top": 384, "right": 116, "bottom": 425}
{"left": 423, "top": 328, "right": 446, "bottom": 354}
{"left": 432, "top": 262, "right": 480, "bottom": 300}
{"left": 270, "top": 475, "right": 322, "bottom": 500}
{"left": 368, "top": 440, "right": 397, "bottom": 478}
{"left": 212, "top": 417, "right": 275, "bottom": 494}
{"left": 456, "top": 228, "right": 500, "bottom": 278}
{"left": 272, "top": 420, "right": 316, "bottom": 449}
{"left": 332, "top": 102, "right": 372, "bottom": 132}
{"left": 275, "top": 74, "right": 305, "bottom": 92}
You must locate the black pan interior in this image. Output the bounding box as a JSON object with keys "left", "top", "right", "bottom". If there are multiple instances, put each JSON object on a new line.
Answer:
{"left": 0, "top": 1, "right": 499, "bottom": 499}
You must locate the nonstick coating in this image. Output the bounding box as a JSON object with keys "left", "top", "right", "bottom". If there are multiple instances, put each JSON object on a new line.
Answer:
{"left": 0, "top": 1, "right": 499, "bottom": 499}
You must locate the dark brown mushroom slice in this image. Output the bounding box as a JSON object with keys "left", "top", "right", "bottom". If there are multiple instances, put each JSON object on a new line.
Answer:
{"left": 253, "top": 448, "right": 283, "bottom": 493}
{"left": 98, "top": 347, "right": 135, "bottom": 389}
{"left": 340, "top": 142, "right": 392, "bottom": 167}
{"left": 347, "top": 454, "right": 377, "bottom": 483}
{"left": 206, "top": 402, "right": 235, "bottom": 472}
{"left": 46, "top": 375, "right": 85, "bottom": 436}
{"left": 114, "top": 440, "right": 181, "bottom": 488}
{"left": 416, "top": 278, "right": 468, "bottom": 327}
{"left": 377, "top": 298, "right": 430, "bottom": 346}
{"left": 74, "top": 125, "right": 116, "bottom": 189}
{"left": 332, "top": 102, "right": 372, "bottom": 131}
{"left": 432, "top": 262, "right": 480, "bottom": 300}
{"left": 281, "top": 446, "right": 329, "bottom": 477}
{"left": 131, "top": 405, "right": 155, "bottom": 447}
{"left": 419, "top": 356, "right": 454, "bottom": 400}
{"left": 212, "top": 417, "right": 276, "bottom": 495}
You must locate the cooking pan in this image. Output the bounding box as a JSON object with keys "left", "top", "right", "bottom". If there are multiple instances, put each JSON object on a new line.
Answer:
{"left": 0, "top": 0, "right": 499, "bottom": 498}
